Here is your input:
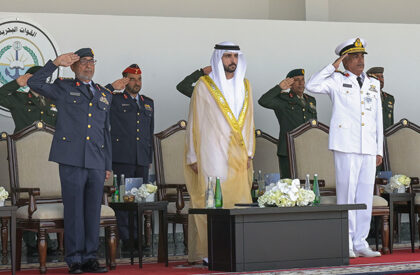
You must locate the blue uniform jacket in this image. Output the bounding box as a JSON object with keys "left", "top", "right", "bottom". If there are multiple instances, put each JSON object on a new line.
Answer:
{"left": 27, "top": 60, "right": 113, "bottom": 171}
{"left": 110, "top": 91, "right": 154, "bottom": 166}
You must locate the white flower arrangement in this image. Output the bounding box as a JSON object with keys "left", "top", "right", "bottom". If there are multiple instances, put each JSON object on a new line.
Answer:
{"left": 128, "top": 184, "right": 158, "bottom": 202}
{"left": 258, "top": 179, "right": 315, "bottom": 208}
{"left": 0, "top": 187, "right": 8, "bottom": 201}
{"left": 384, "top": 174, "right": 411, "bottom": 193}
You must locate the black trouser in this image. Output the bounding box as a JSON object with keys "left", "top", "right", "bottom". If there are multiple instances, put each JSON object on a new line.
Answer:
{"left": 278, "top": 155, "right": 291, "bottom": 179}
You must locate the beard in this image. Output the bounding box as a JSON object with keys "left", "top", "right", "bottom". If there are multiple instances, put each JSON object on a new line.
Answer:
{"left": 223, "top": 63, "right": 237, "bottom": 73}
{"left": 76, "top": 71, "right": 93, "bottom": 81}
{"left": 126, "top": 85, "right": 141, "bottom": 94}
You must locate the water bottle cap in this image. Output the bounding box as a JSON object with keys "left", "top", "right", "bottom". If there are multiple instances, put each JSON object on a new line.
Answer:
{"left": 314, "top": 174, "right": 318, "bottom": 177}
{"left": 306, "top": 174, "right": 310, "bottom": 177}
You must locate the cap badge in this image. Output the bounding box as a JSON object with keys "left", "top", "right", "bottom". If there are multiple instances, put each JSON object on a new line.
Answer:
{"left": 354, "top": 38, "right": 362, "bottom": 47}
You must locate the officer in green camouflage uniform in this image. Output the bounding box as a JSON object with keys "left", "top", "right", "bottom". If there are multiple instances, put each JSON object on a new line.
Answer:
{"left": 176, "top": 66, "right": 212, "bottom": 97}
{"left": 0, "top": 66, "right": 57, "bottom": 254}
{"left": 0, "top": 66, "right": 57, "bottom": 133}
{"left": 258, "top": 69, "right": 317, "bottom": 179}
{"left": 367, "top": 67, "right": 394, "bottom": 173}
{"left": 366, "top": 67, "right": 394, "bottom": 130}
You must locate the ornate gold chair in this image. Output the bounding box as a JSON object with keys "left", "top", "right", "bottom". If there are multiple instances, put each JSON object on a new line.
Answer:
{"left": 8, "top": 121, "right": 117, "bottom": 273}
{"left": 383, "top": 118, "right": 420, "bottom": 248}
{"left": 154, "top": 120, "right": 189, "bottom": 250}
{"left": 287, "top": 119, "right": 390, "bottom": 254}
{"left": 253, "top": 129, "right": 279, "bottom": 175}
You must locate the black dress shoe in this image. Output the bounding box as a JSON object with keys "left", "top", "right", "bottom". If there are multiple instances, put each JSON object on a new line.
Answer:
{"left": 68, "top": 263, "right": 83, "bottom": 274}
{"left": 82, "top": 259, "right": 108, "bottom": 273}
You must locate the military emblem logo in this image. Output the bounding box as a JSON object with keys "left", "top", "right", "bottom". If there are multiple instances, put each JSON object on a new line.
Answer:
{"left": 0, "top": 19, "right": 60, "bottom": 117}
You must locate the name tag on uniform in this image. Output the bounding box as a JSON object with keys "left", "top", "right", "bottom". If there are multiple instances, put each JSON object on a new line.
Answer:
{"left": 122, "top": 104, "right": 130, "bottom": 107}
{"left": 70, "top": 92, "right": 81, "bottom": 96}
{"left": 343, "top": 83, "right": 352, "bottom": 88}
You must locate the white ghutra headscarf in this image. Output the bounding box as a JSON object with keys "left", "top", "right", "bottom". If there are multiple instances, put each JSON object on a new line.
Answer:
{"left": 209, "top": 41, "right": 247, "bottom": 119}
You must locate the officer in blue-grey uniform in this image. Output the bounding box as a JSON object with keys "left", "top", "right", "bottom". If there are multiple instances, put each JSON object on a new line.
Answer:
{"left": 111, "top": 64, "right": 154, "bottom": 184}
{"left": 28, "top": 49, "right": 129, "bottom": 274}
{"left": 110, "top": 64, "right": 154, "bottom": 243}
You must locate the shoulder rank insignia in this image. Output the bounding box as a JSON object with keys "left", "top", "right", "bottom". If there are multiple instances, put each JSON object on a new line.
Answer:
{"left": 100, "top": 85, "right": 113, "bottom": 94}
{"left": 144, "top": 104, "right": 152, "bottom": 111}
{"left": 289, "top": 93, "right": 293, "bottom": 98}
{"left": 335, "top": 70, "right": 349, "bottom": 77}
{"left": 100, "top": 96, "right": 109, "bottom": 105}
{"left": 76, "top": 81, "right": 80, "bottom": 86}
{"left": 309, "top": 102, "right": 316, "bottom": 109}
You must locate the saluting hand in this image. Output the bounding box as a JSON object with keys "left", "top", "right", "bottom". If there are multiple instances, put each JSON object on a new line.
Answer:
{"left": 53, "top": 53, "right": 80, "bottom": 67}
{"left": 202, "top": 66, "right": 212, "bottom": 75}
{"left": 111, "top": 77, "right": 129, "bottom": 90}
{"left": 279, "top": 78, "right": 294, "bottom": 90}
{"left": 16, "top": 73, "right": 33, "bottom": 87}
{"left": 332, "top": 53, "right": 348, "bottom": 70}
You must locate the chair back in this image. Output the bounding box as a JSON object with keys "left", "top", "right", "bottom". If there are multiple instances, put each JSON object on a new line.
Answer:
{"left": 287, "top": 120, "right": 336, "bottom": 189}
{"left": 0, "top": 132, "right": 10, "bottom": 194}
{"left": 253, "top": 129, "right": 279, "bottom": 174}
{"left": 8, "top": 121, "right": 60, "bottom": 204}
{"left": 384, "top": 119, "right": 420, "bottom": 177}
{"left": 154, "top": 120, "right": 187, "bottom": 198}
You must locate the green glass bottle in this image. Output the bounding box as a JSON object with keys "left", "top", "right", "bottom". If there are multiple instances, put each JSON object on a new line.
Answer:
{"left": 214, "top": 177, "right": 223, "bottom": 208}
{"left": 112, "top": 174, "right": 118, "bottom": 202}
{"left": 313, "top": 173, "right": 320, "bottom": 205}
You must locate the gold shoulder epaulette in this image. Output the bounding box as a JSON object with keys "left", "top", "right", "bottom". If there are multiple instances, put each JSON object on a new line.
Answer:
{"left": 334, "top": 70, "right": 348, "bottom": 77}
{"left": 58, "top": 77, "right": 74, "bottom": 80}
{"left": 99, "top": 85, "right": 113, "bottom": 94}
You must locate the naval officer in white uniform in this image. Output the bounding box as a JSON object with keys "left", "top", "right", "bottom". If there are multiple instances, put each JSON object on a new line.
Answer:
{"left": 306, "top": 38, "right": 383, "bottom": 258}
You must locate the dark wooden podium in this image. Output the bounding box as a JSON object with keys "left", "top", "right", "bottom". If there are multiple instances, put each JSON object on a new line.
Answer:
{"left": 190, "top": 204, "right": 365, "bottom": 272}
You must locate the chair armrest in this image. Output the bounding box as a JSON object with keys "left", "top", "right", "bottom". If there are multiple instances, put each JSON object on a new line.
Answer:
{"left": 102, "top": 186, "right": 116, "bottom": 206}
{"left": 374, "top": 178, "right": 388, "bottom": 195}
{"left": 375, "top": 178, "right": 388, "bottom": 185}
{"left": 299, "top": 179, "right": 326, "bottom": 188}
{"left": 320, "top": 188, "right": 336, "bottom": 196}
{"left": 14, "top": 187, "right": 40, "bottom": 219}
{"left": 410, "top": 177, "right": 419, "bottom": 185}
{"left": 158, "top": 184, "right": 188, "bottom": 212}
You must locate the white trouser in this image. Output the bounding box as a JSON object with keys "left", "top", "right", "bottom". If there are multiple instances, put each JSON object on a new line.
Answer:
{"left": 333, "top": 151, "right": 376, "bottom": 251}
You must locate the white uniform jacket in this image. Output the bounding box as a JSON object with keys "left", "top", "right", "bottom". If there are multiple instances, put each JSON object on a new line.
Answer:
{"left": 306, "top": 64, "right": 383, "bottom": 157}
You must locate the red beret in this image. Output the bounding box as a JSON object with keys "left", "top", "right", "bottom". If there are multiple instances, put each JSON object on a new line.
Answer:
{"left": 123, "top": 64, "right": 142, "bottom": 75}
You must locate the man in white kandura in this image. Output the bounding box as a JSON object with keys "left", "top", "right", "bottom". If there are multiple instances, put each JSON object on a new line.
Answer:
{"left": 306, "top": 38, "right": 383, "bottom": 258}
{"left": 184, "top": 41, "right": 255, "bottom": 264}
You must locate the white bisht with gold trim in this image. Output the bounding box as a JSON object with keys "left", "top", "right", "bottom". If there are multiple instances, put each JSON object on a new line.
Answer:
{"left": 184, "top": 75, "right": 255, "bottom": 262}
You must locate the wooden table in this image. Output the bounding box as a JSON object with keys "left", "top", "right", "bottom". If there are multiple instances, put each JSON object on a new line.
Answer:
{"left": 190, "top": 204, "right": 365, "bottom": 272}
{"left": 381, "top": 192, "right": 416, "bottom": 253}
{"left": 0, "top": 206, "right": 17, "bottom": 275}
{"left": 109, "top": 201, "right": 168, "bottom": 267}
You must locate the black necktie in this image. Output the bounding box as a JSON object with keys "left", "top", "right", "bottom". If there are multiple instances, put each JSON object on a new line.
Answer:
{"left": 86, "top": 84, "right": 93, "bottom": 98}
{"left": 357, "top": 76, "right": 363, "bottom": 88}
